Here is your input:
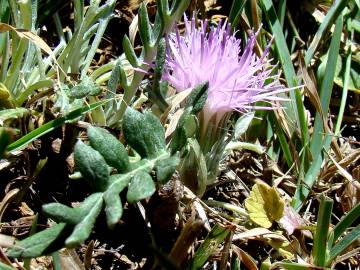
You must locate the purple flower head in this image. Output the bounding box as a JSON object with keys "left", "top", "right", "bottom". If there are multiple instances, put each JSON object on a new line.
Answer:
{"left": 163, "top": 16, "right": 289, "bottom": 121}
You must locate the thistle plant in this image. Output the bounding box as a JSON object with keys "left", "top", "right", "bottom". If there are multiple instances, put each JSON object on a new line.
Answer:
{"left": 165, "top": 16, "right": 291, "bottom": 195}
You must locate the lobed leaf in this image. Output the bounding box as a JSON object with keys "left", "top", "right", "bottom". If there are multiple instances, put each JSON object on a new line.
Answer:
{"left": 123, "top": 107, "right": 166, "bottom": 159}
{"left": 74, "top": 140, "right": 109, "bottom": 191}
{"left": 127, "top": 171, "right": 156, "bottom": 203}
{"left": 43, "top": 192, "right": 105, "bottom": 226}
{"left": 87, "top": 126, "right": 130, "bottom": 173}
{"left": 6, "top": 223, "right": 67, "bottom": 258}
{"left": 65, "top": 193, "right": 103, "bottom": 247}
{"left": 104, "top": 174, "right": 132, "bottom": 228}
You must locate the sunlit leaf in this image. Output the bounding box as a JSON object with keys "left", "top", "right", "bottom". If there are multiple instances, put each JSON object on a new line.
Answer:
{"left": 245, "top": 181, "right": 284, "bottom": 228}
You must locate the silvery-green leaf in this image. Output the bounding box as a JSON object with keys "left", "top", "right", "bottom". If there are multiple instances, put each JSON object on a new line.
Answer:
{"left": 123, "top": 108, "right": 166, "bottom": 159}
{"left": 104, "top": 174, "right": 132, "bottom": 228}
{"left": 74, "top": 140, "right": 109, "bottom": 191}
{"left": 123, "top": 35, "right": 139, "bottom": 67}
{"left": 138, "top": 3, "right": 153, "bottom": 50}
{"left": 170, "top": 110, "right": 198, "bottom": 154}
{"left": 179, "top": 138, "right": 207, "bottom": 196}
{"left": 65, "top": 193, "right": 103, "bottom": 247}
{"left": 87, "top": 126, "right": 130, "bottom": 173}
{"left": 155, "top": 153, "right": 180, "bottom": 183}
{"left": 127, "top": 171, "right": 155, "bottom": 203}
{"left": 42, "top": 192, "right": 104, "bottom": 226}
{"left": 68, "top": 76, "right": 101, "bottom": 99}
{"left": 149, "top": 38, "right": 168, "bottom": 111}
{"left": 7, "top": 223, "right": 67, "bottom": 258}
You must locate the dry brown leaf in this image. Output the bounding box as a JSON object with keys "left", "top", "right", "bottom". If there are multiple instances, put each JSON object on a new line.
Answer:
{"left": 0, "top": 188, "right": 19, "bottom": 222}
{"left": 341, "top": 181, "right": 360, "bottom": 212}
{"left": 0, "top": 23, "right": 65, "bottom": 77}
{"left": 58, "top": 249, "right": 85, "bottom": 270}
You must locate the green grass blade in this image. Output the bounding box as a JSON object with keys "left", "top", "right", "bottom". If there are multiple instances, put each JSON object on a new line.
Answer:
{"left": 328, "top": 224, "right": 360, "bottom": 265}
{"left": 312, "top": 195, "right": 333, "bottom": 267}
{"left": 293, "top": 14, "right": 343, "bottom": 210}
{"left": 292, "top": 133, "right": 332, "bottom": 210}
{"left": 310, "top": 14, "right": 343, "bottom": 158}
{"left": 269, "top": 112, "right": 293, "bottom": 167}
{"left": 229, "top": 0, "right": 247, "bottom": 29}
{"left": 259, "top": 0, "right": 308, "bottom": 147}
{"left": 332, "top": 203, "right": 360, "bottom": 244}
{"left": 334, "top": 29, "right": 353, "bottom": 136}
{"left": 15, "top": 79, "right": 53, "bottom": 106}
{"left": 278, "top": 0, "right": 286, "bottom": 28}
{"left": 7, "top": 100, "right": 108, "bottom": 153}
{"left": 188, "top": 224, "right": 230, "bottom": 270}
{"left": 80, "top": 15, "right": 113, "bottom": 78}
{"left": 0, "top": 33, "right": 10, "bottom": 82}
{"left": 304, "top": 0, "right": 349, "bottom": 66}
{"left": 74, "top": 0, "right": 84, "bottom": 32}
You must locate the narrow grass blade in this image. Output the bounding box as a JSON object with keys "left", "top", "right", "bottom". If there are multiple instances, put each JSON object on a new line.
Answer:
{"left": 278, "top": 0, "right": 286, "bottom": 28}
{"left": 15, "top": 79, "right": 53, "bottom": 106}
{"left": 332, "top": 203, "right": 360, "bottom": 245}
{"left": 7, "top": 100, "right": 108, "bottom": 152}
{"left": 312, "top": 195, "right": 333, "bottom": 267}
{"left": 328, "top": 224, "right": 360, "bottom": 265}
{"left": 310, "top": 15, "right": 343, "bottom": 158}
{"left": 259, "top": 0, "right": 308, "bottom": 149}
{"left": 269, "top": 112, "right": 293, "bottom": 168}
{"left": 334, "top": 30, "right": 353, "bottom": 136}
{"left": 293, "top": 15, "right": 343, "bottom": 210}
{"left": 304, "top": 0, "right": 349, "bottom": 66}
{"left": 73, "top": 0, "right": 84, "bottom": 32}
{"left": 188, "top": 224, "right": 230, "bottom": 270}
{"left": 229, "top": 0, "right": 247, "bottom": 29}
{"left": 292, "top": 133, "right": 332, "bottom": 210}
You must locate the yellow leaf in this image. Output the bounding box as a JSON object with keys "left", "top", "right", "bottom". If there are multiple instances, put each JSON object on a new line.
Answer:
{"left": 0, "top": 83, "right": 10, "bottom": 100}
{"left": 245, "top": 181, "right": 284, "bottom": 228}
